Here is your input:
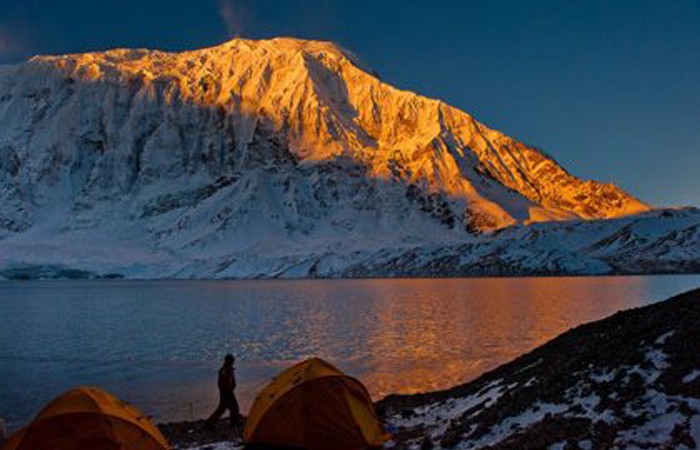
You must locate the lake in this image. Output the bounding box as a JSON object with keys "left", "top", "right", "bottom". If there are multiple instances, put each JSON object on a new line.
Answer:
{"left": 1, "top": 275, "right": 699, "bottom": 429}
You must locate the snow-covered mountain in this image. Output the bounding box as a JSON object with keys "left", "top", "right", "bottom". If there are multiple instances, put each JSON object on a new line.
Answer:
{"left": 0, "top": 37, "right": 696, "bottom": 279}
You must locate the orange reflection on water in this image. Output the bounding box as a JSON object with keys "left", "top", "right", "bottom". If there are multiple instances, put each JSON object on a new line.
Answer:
{"left": 346, "top": 276, "right": 652, "bottom": 399}
{"left": 174, "top": 276, "right": 663, "bottom": 419}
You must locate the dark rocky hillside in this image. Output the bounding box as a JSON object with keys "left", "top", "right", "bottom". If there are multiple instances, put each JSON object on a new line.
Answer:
{"left": 378, "top": 288, "right": 700, "bottom": 449}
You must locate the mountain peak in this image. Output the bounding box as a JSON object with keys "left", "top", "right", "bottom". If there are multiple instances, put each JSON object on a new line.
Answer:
{"left": 220, "top": 36, "right": 347, "bottom": 55}
{"left": 208, "top": 37, "right": 379, "bottom": 80}
{"left": 0, "top": 38, "right": 655, "bottom": 260}
{"left": 0, "top": 37, "right": 695, "bottom": 279}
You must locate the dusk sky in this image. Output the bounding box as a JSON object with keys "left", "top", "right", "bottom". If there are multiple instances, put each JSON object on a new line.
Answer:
{"left": 1, "top": 0, "right": 698, "bottom": 207}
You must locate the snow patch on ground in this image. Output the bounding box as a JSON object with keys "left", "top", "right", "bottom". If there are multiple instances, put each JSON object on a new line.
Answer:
{"left": 617, "top": 402, "right": 685, "bottom": 448}
{"left": 176, "top": 442, "right": 242, "bottom": 450}
{"left": 459, "top": 402, "right": 568, "bottom": 449}
{"left": 655, "top": 330, "right": 676, "bottom": 345}
{"left": 683, "top": 369, "right": 700, "bottom": 384}
{"left": 590, "top": 369, "right": 615, "bottom": 383}
{"left": 691, "top": 413, "right": 700, "bottom": 449}
{"left": 611, "top": 345, "right": 700, "bottom": 449}
{"left": 578, "top": 439, "right": 593, "bottom": 450}
{"left": 625, "top": 346, "right": 669, "bottom": 385}
{"left": 389, "top": 379, "right": 507, "bottom": 432}
{"left": 567, "top": 390, "right": 615, "bottom": 425}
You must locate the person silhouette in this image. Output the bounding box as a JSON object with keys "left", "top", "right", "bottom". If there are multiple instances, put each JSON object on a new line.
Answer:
{"left": 204, "top": 354, "right": 240, "bottom": 429}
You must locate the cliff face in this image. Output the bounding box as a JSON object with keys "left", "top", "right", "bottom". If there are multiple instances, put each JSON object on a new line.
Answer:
{"left": 0, "top": 38, "right": 691, "bottom": 279}
{"left": 379, "top": 288, "right": 700, "bottom": 449}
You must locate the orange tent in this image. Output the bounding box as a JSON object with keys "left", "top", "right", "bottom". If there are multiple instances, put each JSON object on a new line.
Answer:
{"left": 3, "top": 387, "right": 171, "bottom": 450}
{"left": 244, "top": 358, "right": 388, "bottom": 450}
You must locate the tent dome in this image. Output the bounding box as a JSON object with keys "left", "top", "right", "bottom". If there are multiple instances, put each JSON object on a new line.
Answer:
{"left": 244, "top": 358, "right": 387, "bottom": 450}
{"left": 3, "top": 387, "right": 171, "bottom": 450}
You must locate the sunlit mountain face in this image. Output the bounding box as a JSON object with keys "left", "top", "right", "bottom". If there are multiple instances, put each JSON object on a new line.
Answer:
{"left": 0, "top": 38, "right": 696, "bottom": 279}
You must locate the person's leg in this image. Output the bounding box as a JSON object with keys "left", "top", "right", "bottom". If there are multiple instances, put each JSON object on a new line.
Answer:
{"left": 223, "top": 392, "right": 240, "bottom": 427}
{"left": 231, "top": 394, "right": 240, "bottom": 427}
{"left": 205, "top": 393, "right": 227, "bottom": 428}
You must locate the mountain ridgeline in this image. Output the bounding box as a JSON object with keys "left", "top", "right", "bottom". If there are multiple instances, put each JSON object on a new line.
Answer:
{"left": 0, "top": 38, "right": 696, "bottom": 279}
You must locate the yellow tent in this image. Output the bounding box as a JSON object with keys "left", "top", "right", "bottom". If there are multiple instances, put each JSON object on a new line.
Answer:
{"left": 244, "top": 358, "right": 388, "bottom": 450}
{"left": 3, "top": 386, "right": 171, "bottom": 450}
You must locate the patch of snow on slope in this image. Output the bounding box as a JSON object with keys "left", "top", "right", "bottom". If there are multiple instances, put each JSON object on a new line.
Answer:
{"left": 590, "top": 369, "right": 615, "bottom": 383}
{"left": 683, "top": 369, "right": 700, "bottom": 384}
{"left": 176, "top": 443, "right": 241, "bottom": 450}
{"left": 389, "top": 379, "right": 506, "bottom": 431}
{"left": 691, "top": 413, "right": 700, "bottom": 450}
{"left": 655, "top": 330, "right": 676, "bottom": 345}
{"left": 459, "top": 402, "right": 569, "bottom": 449}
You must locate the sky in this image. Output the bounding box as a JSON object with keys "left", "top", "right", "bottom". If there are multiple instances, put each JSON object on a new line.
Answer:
{"left": 0, "top": 0, "right": 698, "bottom": 207}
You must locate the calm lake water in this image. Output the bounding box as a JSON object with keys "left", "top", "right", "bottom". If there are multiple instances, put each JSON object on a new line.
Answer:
{"left": 1, "top": 275, "right": 699, "bottom": 428}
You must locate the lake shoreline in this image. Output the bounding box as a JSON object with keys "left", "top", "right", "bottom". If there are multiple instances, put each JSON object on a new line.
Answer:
{"left": 158, "top": 286, "right": 700, "bottom": 449}
{"left": 4, "top": 276, "right": 700, "bottom": 446}
{"left": 3, "top": 270, "right": 700, "bottom": 282}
